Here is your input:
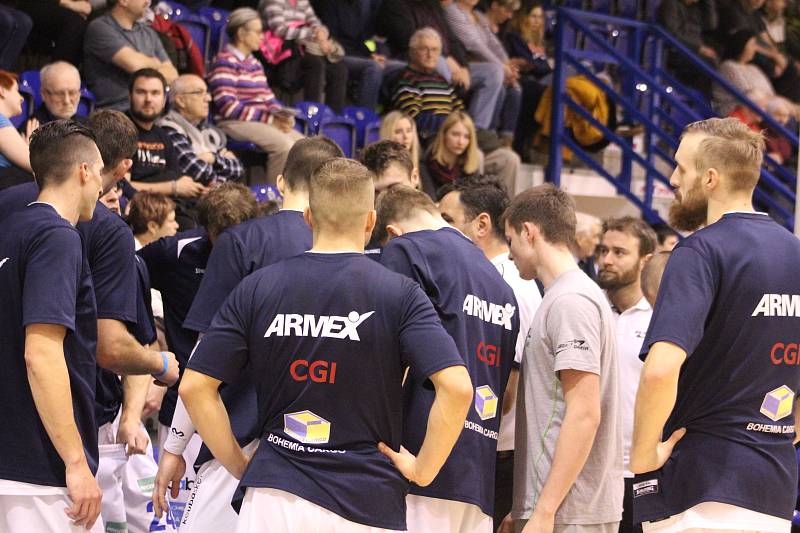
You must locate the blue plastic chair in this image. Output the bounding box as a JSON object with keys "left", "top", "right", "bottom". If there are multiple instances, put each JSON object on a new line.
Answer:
{"left": 20, "top": 71, "right": 41, "bottom": 107}
{"left": 341, "top": 106, "right": 380, "bottom": 149}
{"left": 227, "top": 139, "right": 262, "bottom": 153}
{"left": 198, "top": 6, "right": 230, "bottom": 60}
{"left": 295, "top": 101, "right": 335, "bottom": 135}
{"left": 10, "top": 83, "right": 35, "bottom": 130}
{"left": 155, "top": 0, "right": 190, "bottom": 20}
{"left": 319, "top": 116, "right": 357, "bottom": 158}
{"left": 76, "top": 88, "right": 96, "bottom": 118}
{"left": 364, "top": 119, "right": 382, "bottom": 146}
{"left": 178, "top": 16, "right": 212, "bottom": 66}
{"left": 249, "top": 184, "right": 282, "bottom": 203}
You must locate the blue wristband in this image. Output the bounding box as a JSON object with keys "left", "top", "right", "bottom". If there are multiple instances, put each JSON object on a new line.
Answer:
{"left": 153, "top": 351, "right": 169, "bottom": 379}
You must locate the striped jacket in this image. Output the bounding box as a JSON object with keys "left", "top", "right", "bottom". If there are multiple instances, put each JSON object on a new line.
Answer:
{"left": 390, "top": 67, "right": 464, "bottom": 142}
{"left": 258, "top": 0, "right": 324, "bottom": 42}
{"left": 208, "top": 45, "right": 281, "bottom": 123}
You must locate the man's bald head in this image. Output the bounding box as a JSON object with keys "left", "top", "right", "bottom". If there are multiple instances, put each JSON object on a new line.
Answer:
{"left": 170, "top": 74, "right": 210, "bottom": 122}
{"left": 40, "top": 61, "right": 81, "bottom": 120}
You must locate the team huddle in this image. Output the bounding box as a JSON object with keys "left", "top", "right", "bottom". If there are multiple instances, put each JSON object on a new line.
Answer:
{"left": 0, "top": 114, "right": 799, "bottom": 533}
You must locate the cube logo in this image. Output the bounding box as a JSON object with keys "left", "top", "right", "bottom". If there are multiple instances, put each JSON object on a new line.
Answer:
{"left": 760, "top": 385, "right": 794, "bottom": 422}
{"left": 284, "top": 410, "right": 331, "bottom": 444}
{"left": 475, "top": 385, "right": 498, "bottom": 420}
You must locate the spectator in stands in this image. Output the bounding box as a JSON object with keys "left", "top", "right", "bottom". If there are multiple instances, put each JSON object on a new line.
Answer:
{"left": 390, "top": 28, "right": 464, "bottom": 145}
{"left": 208, "top": 7, "right": 303, "bottom": 183}
{"left": 31, "top": 62, "right": 85, "bottom": 126}
{"left": 0, "top": 71, "right": 33, "bottom": 190}
{"left": 378, "top": 0, "right": 506, "bottom": 135}
{"left": 482, "top": 0, "right": 518, "bottom": 37}
{"left": 653, "top": 223, "right": 680, "bottom": 252}
{"left": 421, "top": 110, "right": 481, "bottom": 194}
{"left": 160, "top": 74, "right": 244, "bottom": 185}
{"left": 83, "top": 0, "right": 178, "bottom": 110}
{"left": 656, "top": 0, "right": 719, "bottom": 92}
{"left": 713, "top": 30, "right": 792, "bottom": 115}
{"left": 311, "top": 0, "right": 405, "bottom": 110}
{"left": 575, "top": 211, "right": 602, "bottom": 281}
{"left": 128, "top": 191, "right": 179, "bottom": 249}
{"left": 0, "top": 5, "right": 31, "bottom": 70}
{"left": 727, "top": 88, "right": 770, "bottom": 131}
{"left": 18, "top": 0, "right": 91, "bottom": 66}
{"left": 257, "top": 0, "right": 348, "bottom": 111}
{"left": 764, "top": 97, "right": 794, "bottom": 165}
{"left": 127, "top": 69, "right": 207, "bottom": 229}
{"left": 445, "top": 0, "right": 522, "bottom": 142}
{"left": 762, "top": 0, "right": 790, "bottom": 53}
{"left": 505, "top": 3, "right": 551, "bottom": 158}
{"left": 380, "top": 110, "right": 422, "bottom": 169}
{"left": 718, "top": 0, "right": 800, "bottom": 103}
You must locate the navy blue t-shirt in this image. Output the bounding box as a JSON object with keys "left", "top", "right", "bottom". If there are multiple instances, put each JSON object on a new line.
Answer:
{"left": 183, "top": 210, "right": 312, "bottom": 466}
{"left": 634, "top": 213, "right": 800, "bottom": 522}
{"left": 0, "top": 203, "right": 99, "bottom": 486}
{"left": 139, "top": 228, "right": 210, "bottom": 426}
{"left": 380, "top": 227, "right": 519, "bottom": 517}
{"left": 188, "top": 252, "right": 465, "bottom": 530}
{"left": 184, "top": 210, "right": 312, "bottom": 333}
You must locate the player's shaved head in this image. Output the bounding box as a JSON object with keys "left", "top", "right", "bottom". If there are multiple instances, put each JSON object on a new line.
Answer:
{"left": 641, "top": 251, "right": 671, "bottom": 307}
{"left": 283, "top": 136, "right": 343, "bottom": 192}
{"left": 309, "top": 158, "right": 375, "bottom": 233}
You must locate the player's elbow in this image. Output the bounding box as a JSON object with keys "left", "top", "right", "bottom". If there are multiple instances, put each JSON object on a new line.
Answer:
{"left": 443, "top": 366, "right": 474, "bottom": 415}
{"left": 639, "top": 363, "right": 679, "bottom": 392}
{"left": 178, "top": 369, "right": 207, "bottom": 405}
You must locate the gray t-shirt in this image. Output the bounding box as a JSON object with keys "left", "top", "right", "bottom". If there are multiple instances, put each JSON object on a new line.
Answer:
{"left": 512, "top": 269, "right": 623, "bottom": 525}
{"left": 83, "top": 14, "right": 169, "bottom": 110}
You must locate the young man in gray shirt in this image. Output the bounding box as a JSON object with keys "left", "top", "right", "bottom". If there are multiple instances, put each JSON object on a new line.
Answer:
{"left": 503, "top": 184, "right": 623, "bottom": 533}
{"left": 83, "top": 0, "right": 178, "bottom": 110}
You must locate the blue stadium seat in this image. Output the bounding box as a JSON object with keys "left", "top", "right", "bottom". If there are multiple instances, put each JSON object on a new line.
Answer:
{"left": 179, "top": 16, "right": 212, "bottom": 66}
{"left": 342, "top": 106, "right": 380, "bottom": 149}
{"left": 364, "top": 119, "right": 381, "bottom": 146}
{"left": 198, "top": 6, "right": 230, "bottom": 60}
{"left": 76, "top": 88, "right": 96, "bottom": 118}
{"left": 319, "top": 116, "right": 357, "bottom": 158}
{"left": 227, "top": 139, "right": 262, "bottom": 153}
{"left": 20, "top": 70, "right": 41, "bottom": 107}
{"left": 249, "top": 184, "right": 282, "bottom": 203}
{"left": 10, "top": 83, "right": 35, "bottom": 130}
{"left": 295, "top": 101, "right": 336, "bottom": 135}
{"left": 154, "top": 1, "right": 190, "bottom": 20}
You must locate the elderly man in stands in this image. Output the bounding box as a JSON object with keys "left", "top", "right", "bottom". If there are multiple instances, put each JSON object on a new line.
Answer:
{"left": 32, "top": 62, "right": 85, "bottom": 125}
{"left": 84, "top": 0, "right": 178, "bottom": 110}
{"left": 390, "top": 28, "right": 464, "bottom": 145}
{"left": 160, "top": 74, "right": 244, "bottom": 186}
{"left": 208, "top": 7, "right": 303, "bottom": 184}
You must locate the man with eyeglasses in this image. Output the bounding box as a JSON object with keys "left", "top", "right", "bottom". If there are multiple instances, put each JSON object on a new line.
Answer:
{"left": 160, "top": 74, "right": 244, "bottom": 186}
{"left": 31, "top": 62, "right": 86, "bottom": 126}
{"left": 389, "top": 27, "right": 464, "bottom": 145}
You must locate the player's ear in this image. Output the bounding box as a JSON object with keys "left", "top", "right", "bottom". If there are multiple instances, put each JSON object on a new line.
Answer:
{"left": 386, "top": 223, "right": 403, "bottom": 239}
{"left": 522, "top": 221, "right": 538, "bottom": 246}
{"left": 477, "top": 212, "right": 491, "bottom": 238}
{"left": 705, "top": 166, "right": 720, "bottom": 192}
{"left": 410, "top": 168, "right": 420, "bottom": 190}
{"left": 303, "top": 206, "right": 313, "bottom": 229}
{"left": 364, "top": 209, "right": 377, "bottom": 245}
{"left": 276, "top": 174, "right": 286, "bottom": 196}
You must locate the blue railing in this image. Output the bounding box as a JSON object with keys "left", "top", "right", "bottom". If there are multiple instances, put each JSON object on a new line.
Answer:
{"left": 547, "top": 8, "right": 798, "bottom": 229}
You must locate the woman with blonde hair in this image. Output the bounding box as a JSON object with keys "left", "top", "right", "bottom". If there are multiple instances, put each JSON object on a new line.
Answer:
{"left": 379, "top": 111, "right": 421, "bottom": 167}
{"left": 422, "top": 111, "right": 481, "bottom": 192}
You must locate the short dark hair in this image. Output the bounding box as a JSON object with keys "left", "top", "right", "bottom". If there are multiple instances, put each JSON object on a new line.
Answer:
{"left": 602, "top": 216, "right": 657, "bottom": 257}
{"left": 29, "top": 119, "right": 99, "bottom": 188}
{"left": 87, "top": 109, "right": 138, "bottom": 169}
{"left": 283, "top": 136, "right": 344, "bottom": 191}
{"left": 452, "top": 176, "right": 509, "bottom": 241}
{"left": 651, "top": 223, "right": 679, "bottom": 246}
{"left": 375, "top": 184, "right": 438, "bottom": 244}
{"left": 127, "top": 192, "right": 175, "bottom": 235}
{"left": 129, "top": 68, "right": 167, "bottom": 94}
{"left": 196, "top": 182, "right": 258, "bottom": 240}
{"left": 361, "top": 140, "right": 414, "bottom": 179}
{"left": 502, "top": 183, "right": 576, "bottom": 247}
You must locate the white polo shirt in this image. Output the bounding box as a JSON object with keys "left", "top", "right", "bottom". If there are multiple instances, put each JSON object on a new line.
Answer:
{"left": 610, "top": 295, "right": 652, "bottom": 477}
{"left": 491, "top": 252, "right": 542, "bottom": 452}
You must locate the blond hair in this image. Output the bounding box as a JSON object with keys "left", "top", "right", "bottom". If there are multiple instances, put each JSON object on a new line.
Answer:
{"left": 380, "top": 111, "right": 421, "bottom": 167}
{"left": 682, "top": 117, "right": 765, "bottom": 191}
{"left": 510, "top": 4, "right": 545, "bottom": 49}
{"left": 430, "top": 111, "right": 480, "bottom": 174}
{"left": 309, "top": 158, "right": 375, "bottom": 233}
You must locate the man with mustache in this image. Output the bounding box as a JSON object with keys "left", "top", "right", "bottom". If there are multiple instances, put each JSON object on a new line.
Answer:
{"left": 631, "top": 117, "right": 800, "bottom": 532}
{"left": 596, "top": 217, "right": 657, "bottom": 533}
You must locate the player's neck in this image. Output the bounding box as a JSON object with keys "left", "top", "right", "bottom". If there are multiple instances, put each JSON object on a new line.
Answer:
{"left": 607, "top": 283, "right": 644, "bottom": 314}
{"left": 706, "top": 193, "right": 755, "bottom": 226}
{"left": 401, "top": 211, "right": 450, "bottom": 234}
{"left": 281, "top": 191, "right": 308, "bottom": 212}
{"left": 37, "top": 185, "right": 81, "bottom": 226}
{"left": 482, "top": 238, "right": 509, "bottom": 262}
{"left": 538, "top": 246, "right": 579, "bottom": 289}
{"left": 311, "top": 231, "right": 365, "bottom": 254}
